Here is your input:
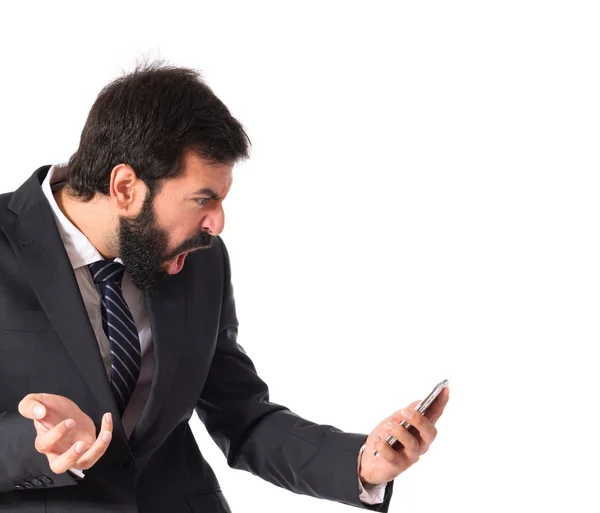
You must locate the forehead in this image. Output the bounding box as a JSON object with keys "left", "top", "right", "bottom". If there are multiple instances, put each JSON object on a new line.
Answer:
{"left": 169, "top": 152, "right": 233, "bottom": 193}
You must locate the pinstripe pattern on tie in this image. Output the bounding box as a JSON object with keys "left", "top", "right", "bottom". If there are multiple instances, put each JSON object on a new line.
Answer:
{"left": 89, "top": 260, "right": 141, "bottom": 415}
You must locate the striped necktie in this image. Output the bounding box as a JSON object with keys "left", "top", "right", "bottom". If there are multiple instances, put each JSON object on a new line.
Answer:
{"left": 88, "top": 260, "right": 141, "bottom": 415}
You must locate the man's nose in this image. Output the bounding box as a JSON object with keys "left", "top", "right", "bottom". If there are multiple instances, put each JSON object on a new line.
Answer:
{"left": 200, "top": 204, "right": 225, "bottom": 236}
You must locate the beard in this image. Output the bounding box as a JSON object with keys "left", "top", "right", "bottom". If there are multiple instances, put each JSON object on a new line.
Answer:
{"left": 118, "top": 192, "right": 213, "bottom": 293}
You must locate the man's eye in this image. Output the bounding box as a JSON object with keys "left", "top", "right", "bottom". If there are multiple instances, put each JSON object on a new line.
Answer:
{"left": 196, "top": 198, "right": 210, "bottom": 207}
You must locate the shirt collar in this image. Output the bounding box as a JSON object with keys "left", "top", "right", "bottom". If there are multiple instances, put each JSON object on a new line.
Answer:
{"left": 42, "top": 163, "right": 105, "bottom": 270}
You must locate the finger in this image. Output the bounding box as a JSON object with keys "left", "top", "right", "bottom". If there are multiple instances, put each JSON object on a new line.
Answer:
{"left": 18, "top": 394, "right": 48, "bottom": 421}
{"left": 425, "top": 387, "right": 450, "bottom": 425}
{"left": 33, "top": 419, "right": 50, "bottom": 436}
{"left": 18, "top": 393, "right": 63, "bottom": 431}
{"left": 35, "top": 419, "right": 76, "bottom": 454}
{"left": 373, "top": 437, "right": 410, "bottom": 470}
{"left": 401, "top": 409, "right": 437, "bottom": 451}
{"left": 74, "top": 413, "right": 113, "bottom": 470}
{"left": 48, "top": 441, "right": 90, "bottom": 475}
{"left": 385, "top": 419, "right": 421, "bottom": 458}
{"left": 381, "top": 403, "right": 422, "bottom": 440}
{"left": 385, "top": 400, "right": 420, "bottom": 426}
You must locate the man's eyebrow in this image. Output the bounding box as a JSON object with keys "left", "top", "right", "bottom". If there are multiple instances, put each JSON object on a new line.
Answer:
{"left": 193, "top": 188, "right": 219, "bottom": 198}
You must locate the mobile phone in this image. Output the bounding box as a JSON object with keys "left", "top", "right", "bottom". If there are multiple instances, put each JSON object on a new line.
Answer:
{"left": 379, "top": 379, "right": 449, "bottom": 453}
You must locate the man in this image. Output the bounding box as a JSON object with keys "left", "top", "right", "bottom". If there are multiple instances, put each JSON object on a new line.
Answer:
{"left": 0, "top": 63, "right": 449, "bottom": 512}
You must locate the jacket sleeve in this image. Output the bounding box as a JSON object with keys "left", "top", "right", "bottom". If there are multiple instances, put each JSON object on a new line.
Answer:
{"left": 0, "top": 411, "right": 79, "bottom": 494}
{"left": 195, "top": 238, "right": 393, "bottom": 511}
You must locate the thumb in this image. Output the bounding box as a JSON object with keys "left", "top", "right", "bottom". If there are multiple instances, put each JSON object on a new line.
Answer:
{"left": 18, "top": 393, "right": 47, "bottom": 420}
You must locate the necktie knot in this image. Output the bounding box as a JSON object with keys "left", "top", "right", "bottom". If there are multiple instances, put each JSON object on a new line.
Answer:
{"left": 89, "top": 260, "right": 125, "bottom": 286}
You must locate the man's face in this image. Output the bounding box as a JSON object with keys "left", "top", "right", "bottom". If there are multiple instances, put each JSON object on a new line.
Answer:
{"left": 119, "top": 153, "right": 233, "bottom": 292}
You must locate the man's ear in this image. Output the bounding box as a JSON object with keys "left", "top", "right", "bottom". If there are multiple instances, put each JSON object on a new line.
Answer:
{"left": 109, "top": 164, "right": 146, "bottom": 213}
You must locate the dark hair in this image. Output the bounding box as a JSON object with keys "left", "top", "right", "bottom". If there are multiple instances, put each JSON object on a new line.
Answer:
{"left": 67, "top": 61, "right": 251, "bottom": 200}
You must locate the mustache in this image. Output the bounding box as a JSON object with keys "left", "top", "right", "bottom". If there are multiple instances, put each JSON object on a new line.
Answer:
{"left": 164, "top": 230, "right": 213, "bottom": 261}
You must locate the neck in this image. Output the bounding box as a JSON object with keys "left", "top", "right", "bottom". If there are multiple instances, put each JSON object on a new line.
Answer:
{"left": 54, "top": 187, "right": 118, "bottom": 259}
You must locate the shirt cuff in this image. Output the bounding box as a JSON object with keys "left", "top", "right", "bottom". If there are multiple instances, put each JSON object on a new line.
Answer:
{"left": 357, "top": 443, "right": 387, "bottom": 505}
{"left": 68, "top": 468, "right": 85, "bottom": 479}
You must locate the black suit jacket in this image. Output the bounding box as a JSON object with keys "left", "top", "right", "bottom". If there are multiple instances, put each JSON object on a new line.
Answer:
{"left": 0, "top": 167, "right": 393, "bottom": 512}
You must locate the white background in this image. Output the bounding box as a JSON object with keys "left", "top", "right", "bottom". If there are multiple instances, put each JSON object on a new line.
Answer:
{"left": 1, "top": 1, "right": 599, "bottom": 511}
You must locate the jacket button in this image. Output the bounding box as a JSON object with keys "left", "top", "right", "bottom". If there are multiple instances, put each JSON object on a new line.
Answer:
{"left": 13, "top": 484, "right": 24, "bottom": 490}
{"left": 39, "top": 475, "right": 53, "bottom": 485}
{"left": 120, "top": 457, "right": 134, "bottom": 470}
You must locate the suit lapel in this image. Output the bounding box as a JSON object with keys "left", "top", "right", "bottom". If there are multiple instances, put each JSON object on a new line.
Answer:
{"left": 128, "top": 271, "right": 187, "bottom": 452}
{"left": 1, "top": 167, "right": 127, "bottom": 441}
{"left": 129, "top": 246, "right": 218, "bottom": 454}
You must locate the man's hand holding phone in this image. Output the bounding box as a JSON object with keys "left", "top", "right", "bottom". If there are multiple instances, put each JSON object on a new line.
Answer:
{"left": 358, "top": 380, "right": 450, "bottom": 487}
{"left": 18, "top": 393, "right": 113, "bottom": 475}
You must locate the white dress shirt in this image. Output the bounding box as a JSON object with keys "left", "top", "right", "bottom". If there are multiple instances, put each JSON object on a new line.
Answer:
{"left": 42, "top": 163, "right": 386, "bottom": 504}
